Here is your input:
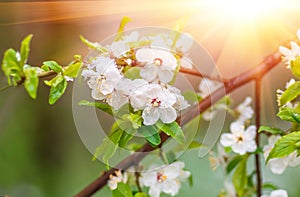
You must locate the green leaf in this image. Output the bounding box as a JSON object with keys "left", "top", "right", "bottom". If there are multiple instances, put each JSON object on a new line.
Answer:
{"left": 187, "top": 141, "right": 202, "bottom": 149}
{"left": 63, "top": 57, "right": 82, "bottom": 78}
{"left": 48, "top": 75, "right": 67, "bottom": 104}
{"left": 78, "top": 100, "right": 113, "bottom": 115}
{"left": 134, "top": 192, "right": 148, "bottom": 197}
{"left": 156, "top": 121, "right": 184, "bottom": 144}
{"left": 79, "top": 35, "right": 108, "bottom": 53}
{"left": 127, "top": 113, "right": 143, "bottom": 129}
{"left": 138, "top": 125, "right": 161, "bottom": 146}
{"left": 2, "top": 48, "right": 22, "bottom": 85}
{"left": 43, "top": 61, "right": 62, "bottom": 73}
{"left": 279, "top": 81, "right": 300, "bottom": 106}
{"left": 115, "top": 16, "right": 131, "bottom": 41}
{"left": 188, "top": 174, "right": 193, "bottom": 187}
{"left": 290, "top": 56, "right": 300, "bottom": 79}
{"left": 119, "top": 132, "right": 135, "bottom": 148}
{"left": 267, "top": 131, "right": 300, "bottom": 162}
{"left": 182, "top": 90, "right": 201, "bottom": 102}
{"left": 226, "top": 155, "right": 245, "bottom": 174}
{"left": 123, "top": 67, "right": 141, "bottom": 79}
{"left": 166, "top": 151, "right": 176, "bottom": 163}
{"left": 277, "top": 108, "right": 300, "bottom": 124}
{"left": 262, "top": 183, "right": 279, "bottom": 190}
{"left": 258, "top": 125, "right": 285, "bottom": 135}
{"left": 232, "top": 156, "right": 248, "bottom": 197}
{"left": 93, "top": 128, "right": 124, "bottom": 167}
{"left": 20, "top": 34, "right": 33, "bottom": 67}
{"left": 24, "top": 66, "right": 39, "bottom": 99}
{"left": 112, "top": 183, "right": 133, "bottom": 197}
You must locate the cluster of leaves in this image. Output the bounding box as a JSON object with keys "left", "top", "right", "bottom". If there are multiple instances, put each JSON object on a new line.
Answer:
{"left": 1, "top": 35, "right": 82, "bottom": 104}
{"left": 265, "top": 57, "right": 300, "bottom": 162}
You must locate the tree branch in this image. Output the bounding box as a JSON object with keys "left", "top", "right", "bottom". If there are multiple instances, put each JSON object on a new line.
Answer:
{"left": 255, "top": 78, "right": 262, "bottom": 197}
{"left": 74, "top": 50, "right": 282, "bottom": 197}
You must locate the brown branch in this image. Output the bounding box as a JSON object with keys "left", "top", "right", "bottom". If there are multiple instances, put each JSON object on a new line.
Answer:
{"left": 179, "top": 67, "right": 229, "bottom": 83}
{"left": 74, "top": 50, "right": 282, "bottom": 197}
{"left": 255, "top": 79, "right": 262, "bottom": 196}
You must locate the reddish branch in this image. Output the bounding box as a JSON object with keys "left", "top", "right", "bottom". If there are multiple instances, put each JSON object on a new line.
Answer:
{"left": 74, "top": 50, "right": 282, "bottom": 197}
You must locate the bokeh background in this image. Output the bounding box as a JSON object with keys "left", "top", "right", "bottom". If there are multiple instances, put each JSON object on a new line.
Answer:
{"left": 1, "top": 0, "right": 300, "bottom": 196}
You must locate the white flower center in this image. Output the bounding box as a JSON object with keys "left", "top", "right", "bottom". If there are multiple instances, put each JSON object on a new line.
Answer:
{"left": 156, "top": 171, "right": 167, "bottom": 183}
{"left": 151, "top": 98, "right": 161, "bottom": 107}
{"left": 154, "top": 58, "right": 163, "bottom": 66}
{"left": 235, "top": 135, "right": 244, "bottom": 143}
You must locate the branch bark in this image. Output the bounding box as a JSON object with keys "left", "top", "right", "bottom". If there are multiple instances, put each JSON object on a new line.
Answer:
{"left": 74, "top": 51, "right": 282, "bottom": 197}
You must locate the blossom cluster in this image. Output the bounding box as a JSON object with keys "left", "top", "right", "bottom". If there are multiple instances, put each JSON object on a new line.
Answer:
{"left": 82, "top": 32, "right": 191, "bottom": 126}
{"left": 107, "top": 161, "right": 191, "bottom": 197}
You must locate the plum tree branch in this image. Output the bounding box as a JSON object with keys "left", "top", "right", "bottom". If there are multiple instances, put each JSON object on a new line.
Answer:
{"left": 74, "top": 50, "right": 282, "bottom": 197}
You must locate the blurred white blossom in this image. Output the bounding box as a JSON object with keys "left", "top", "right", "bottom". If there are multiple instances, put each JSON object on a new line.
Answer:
{"left": 220, "top": 121, "right": 257, "bottom": 155}
{"left": 235, "top": 97, "right": 254, "bottom": 124}
{"left": 261, "top": 189, "right": 288, "bottom": 197}
{"left": 140, "top": 161, "right": 190, "bottom": 197}
{"left": 263, "top": 135, "right": 300, "bottom": 174}
{"left": 136, "top": 48, "right": 178, "bottom": 84}
{"left": 107, "top": 170, "right": 128, "bottom": 190}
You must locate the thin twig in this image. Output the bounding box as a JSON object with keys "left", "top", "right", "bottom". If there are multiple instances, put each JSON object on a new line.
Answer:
{"left": 74, "top": 51, "right": 282, "bottom": 197}
{"left": 179, "top": 67, "right": 229, "bottom": 83}
{"left": 0, "top": 85, "right": 11, "bottom": 92}
{"left": 255, "top": 79, "right": 262, "bottom": 197}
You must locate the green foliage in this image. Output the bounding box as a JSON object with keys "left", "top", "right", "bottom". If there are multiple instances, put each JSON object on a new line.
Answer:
{"left": 232, "top": 156, "right": 248, "bottom": 197}
{"left": 133, "top": 192, "right": 148, "bottom": 197}
{"left": 115, "top": 16, "right": 132, "bottom": 41}
{"left": 267, "top": 131, "right": 300, "bottom": 162}
{"left": 80, "top": 35, "right": 108, "bottom": 53}
{"left": 124, "top": 67, "right": 141, "bottom": 79}
{"left": 63, "top": 55, "right": 82, "bottom": 78}
{"left": 277, "top": 107, "right": 300, "bottom": 124}
{"left": 42, "top": 61, "right": 63, "bottom": 73}
{"left": 47, "top": 75, "right": 67, "bottom": 105}
{"left": 138, "top": 125, "right": 161, "bottom": 146}
{"left": 279, "top": 81, "right": 300, "bottom": 106}
{"left": 2, "top": 48, "right": 22, "bottom": 85}
{"left": 24, "top": 66, "right": 39, "bottom": 99}
{"left": 182, "top": 90, "right": 201, "bottom": 103}
{"left": 226, "top": 155, "right": 246, "bottom": 174}
{"left": 78, "top": 100, "right": 113, "bottom": 115}
{"left": 258, "top": 125, "right": 285, "bottom": 135}
{"left": 112, "top": 182, "right": 133, "bottom": 197}
{"left": 156, "top": 121, "right": 184, "bottom": 144}
{"left": 290, "top": 56, "right": 300, "bottom": 79}
{"left": 93, "top": 126, "right": 124, "bottom": 167}
{"left": 20, "top": 34, "right": 33, "bottom": 68}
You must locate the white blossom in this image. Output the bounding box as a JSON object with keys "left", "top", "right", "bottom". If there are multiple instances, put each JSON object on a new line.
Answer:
{"left": 136, "top": 48, "right": 178, "bottom": 84}
{"left": 140, "top": 161, "right": 190, "bottom": 197}
{"left": 175, "top": 33, "right": 193, "bottom": 53}
{"left": 219, "top": 181, "right": 236, "bottom": 197}
{"left": 209, "top": 143, "right": 229, "bottom": 171}
{"left": 107, "top": 78, "right": 148, "bottom": 110}
{"left": 235, "top": 97, "right": 254, "bottom": 123}
{"left": 167, "top": 85, "right": 189, "bottom": 111}
{"left": 130, "top": 84, "right": 177, "bottom": 125}
{"left": 276, "top": 79, "right": 296, "bottom": 107}
{"left": 198, "top": 78, "right": 221, "bottom": 121}
{"left": 261, "top": 189, "right": 288, "bottom": 197}
{"left": 220, "top": 121, "right": 257, "bottom": 155}
{"left": 110, "top": 31, "right": 140, "bottom": 57}
{"left": 279, "top": 41, "right": 300, "bottom": 68}
{"left": 263, "top": 135, "right": 300, "bottom": 174}
{"left": 107, "top": 170, "right": 128, "bottom": 190}
{"left": 82, "top": 57, "right": 122, "bottom": 100}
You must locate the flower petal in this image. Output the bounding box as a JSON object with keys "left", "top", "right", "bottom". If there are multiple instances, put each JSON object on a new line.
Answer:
{"left": 142, "top": 107, "right": 160, "bottom": 125}
{"left": 140, "top": 64, "right": 158, "bottom": 82}
{"left": 158, "top": 67, "right": 174, "bottom": 83}
{"left": 269, "top": 158, "right": 289, "bottom": 175}
{"left": 244, "top": 125, "right": 256, "bottom": 140}
{"left": 161, "top": 180, "right": 179, "bottom": 196}
{"left": 220, "top": 133, "right": 235, "bottom": 147}
{"left": 159, "top": 107, "right": 177, "bottom": 124}
{"left": 270, "top": 189, "right": 288, "bottom": 197}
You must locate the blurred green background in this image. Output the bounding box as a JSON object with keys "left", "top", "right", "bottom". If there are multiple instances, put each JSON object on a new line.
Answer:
{"left": 1, "top": 1, "right": 300, "bottom": 196}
